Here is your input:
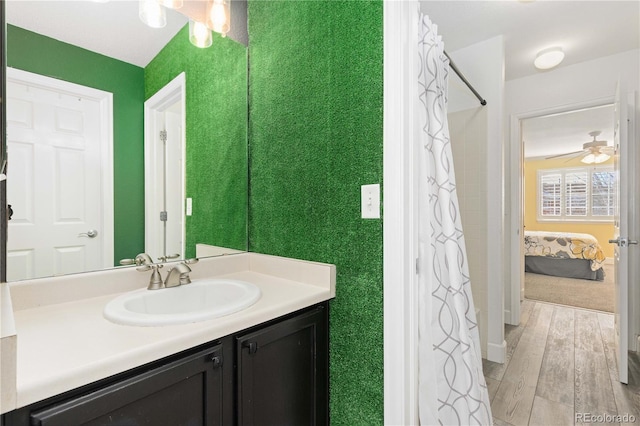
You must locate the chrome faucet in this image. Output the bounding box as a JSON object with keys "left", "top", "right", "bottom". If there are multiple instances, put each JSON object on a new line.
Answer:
{"left": 132, "top": 256, "right": 198, "bottom": 290}
{"left": 140, "top": 264, "right": 164, "bottom": 290}
{"left": 128, "top": 253, "right": 164, "bottom": 290}
{"left": 164, "top": 262, "right": 192, "bottom": 288}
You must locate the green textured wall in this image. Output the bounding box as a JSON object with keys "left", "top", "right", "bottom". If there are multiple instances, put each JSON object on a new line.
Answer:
{"left": 247, "top": 2, "right": 384, "bottom": 424}
{"left": 7, "top": 25, "right": 145, "bottom": 265}
{"left": 145, "top": 25, "right": 248, "bottom": 258}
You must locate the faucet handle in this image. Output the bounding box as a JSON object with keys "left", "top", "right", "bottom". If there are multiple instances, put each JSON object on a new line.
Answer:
{"left": 158, "top": 253, "right": 181, "bottom": 263}
{"left": 119, "top": 253, "right": 154, "bottom": 266}
{"left": 184, "top": 258, "right": 199, "bottom": 265}
{"left": 135, "top": 253, "right": 154, "bottom": 265}
{"left": 147, "top": 264, "right": 164, "bottom": 290}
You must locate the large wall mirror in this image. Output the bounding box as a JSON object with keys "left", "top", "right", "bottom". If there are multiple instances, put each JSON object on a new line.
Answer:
{"left": 3, "top": 0, "right": 248, "bottom": 281}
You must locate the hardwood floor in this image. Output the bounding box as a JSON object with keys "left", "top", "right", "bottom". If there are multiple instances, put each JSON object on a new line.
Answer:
{"left": 484, "top": 299, "right": 640, "bottom": 426}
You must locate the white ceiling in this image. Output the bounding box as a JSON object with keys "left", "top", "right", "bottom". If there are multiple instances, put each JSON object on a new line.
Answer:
{"left": 421, "top": 0, "right": 640, "bottom": 81}
{"left": 422, "top": 0, "right": 638, "bottom": 159}
{"left": 521, "top": 104, "right": 615, "bottom": 159}
{"left": 6, "top": 1, "right": 189, "bottom": 67}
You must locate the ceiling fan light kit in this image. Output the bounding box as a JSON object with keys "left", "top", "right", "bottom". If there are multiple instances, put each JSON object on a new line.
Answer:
{"left": 545, "top": 130, "right": 613, "bottom": 163}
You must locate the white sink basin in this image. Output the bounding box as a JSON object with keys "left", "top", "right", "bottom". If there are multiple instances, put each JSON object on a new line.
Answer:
{"left": 103, "top": 279, "right": 261, "bottom": 326}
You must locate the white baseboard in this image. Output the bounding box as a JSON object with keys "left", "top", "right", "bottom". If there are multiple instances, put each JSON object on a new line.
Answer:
{"left": 504, "top": 309, "right": 519, "bottom": 326}
{"left": 487, "top": 340, "right": 506, "bottom": 364}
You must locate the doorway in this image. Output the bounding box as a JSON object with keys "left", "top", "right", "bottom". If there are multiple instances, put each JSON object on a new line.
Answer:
{"left": 520, "top": 105, "right": 615, "bottom": 312}
{"left": 509, "top": 92, "right": 637, "bottom": 385}
{"left": 144, "top": 73, "right": 186, "bottom": 263}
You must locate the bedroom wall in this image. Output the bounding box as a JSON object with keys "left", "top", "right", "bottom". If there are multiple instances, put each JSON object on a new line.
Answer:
{"left": 523, "top": 156, "right": 615, "bottom": 258}
{"left": 449, "top": 106, "right": 488, "bottom": 358}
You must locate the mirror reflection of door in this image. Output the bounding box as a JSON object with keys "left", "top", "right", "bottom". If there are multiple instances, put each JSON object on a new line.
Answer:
{"left": 144, "top": 73, "right": 185, "bottom": 263}
{"left": 6, "top": 68, "right": 113, "bottom": 281}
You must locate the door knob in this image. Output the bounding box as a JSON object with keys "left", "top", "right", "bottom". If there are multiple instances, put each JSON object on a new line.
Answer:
{"left": 78, "top": 229, "right": 98, "bottom": 238}
{"left": 609, "top": 237, "right": 638, "bottom": 247}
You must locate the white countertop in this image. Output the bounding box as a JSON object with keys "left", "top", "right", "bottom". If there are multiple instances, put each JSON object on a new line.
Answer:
{"left": 2, "top": 253, "right": 335, "bottom": 412}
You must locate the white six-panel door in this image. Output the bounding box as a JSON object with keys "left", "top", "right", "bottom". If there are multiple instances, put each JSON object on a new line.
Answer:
{"left": 6, "top": 69, "right": 113, "bottom": 281}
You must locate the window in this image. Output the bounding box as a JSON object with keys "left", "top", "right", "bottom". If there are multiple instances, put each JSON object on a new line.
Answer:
{"left": 537, "top": 166, "right": 615, "bottom": 221}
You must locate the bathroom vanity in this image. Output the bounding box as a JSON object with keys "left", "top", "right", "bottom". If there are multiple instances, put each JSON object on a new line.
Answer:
{"left": 0, "top": 253, "right": 335, "bottom": 425}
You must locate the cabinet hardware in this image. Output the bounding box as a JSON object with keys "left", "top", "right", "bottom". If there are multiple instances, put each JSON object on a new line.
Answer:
{"left": 243, "top": 341, "right": 258, "bottom": 355}
{"left": 210, "top": 353, "right": 223, "bottom": 368}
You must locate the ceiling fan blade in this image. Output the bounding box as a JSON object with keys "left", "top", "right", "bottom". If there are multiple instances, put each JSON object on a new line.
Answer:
{"left": 546, "top": 150, "right": 584, "bottom": 160}
{"left": 564, "top": 151, "right": 587, "bottom": 163}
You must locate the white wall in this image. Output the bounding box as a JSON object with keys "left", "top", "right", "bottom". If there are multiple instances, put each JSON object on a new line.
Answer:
{"left": 506, "top": 50, "right": 639, "bottom": 115}
{"left": 448, "top": 36, "right": 506, "bottom": 362}
{"left": 450, "top": 107, "right": 488, "bottom": 357}
{"left": 505, "top": 49, "right": 640, "bottom": 348}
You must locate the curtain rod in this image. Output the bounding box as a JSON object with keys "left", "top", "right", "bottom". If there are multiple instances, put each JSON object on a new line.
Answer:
{"left": 443, "top": 51, "right": 487, "bottom": 106}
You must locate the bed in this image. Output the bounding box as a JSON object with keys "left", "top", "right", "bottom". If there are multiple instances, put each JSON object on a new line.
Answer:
{"left": 524, "top": 231, "right": 606, "bottom": 281}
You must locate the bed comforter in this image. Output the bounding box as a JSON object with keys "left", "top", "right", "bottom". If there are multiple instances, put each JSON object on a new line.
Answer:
{"left": 524, "top": 230, "right": 606, "bottom": 272}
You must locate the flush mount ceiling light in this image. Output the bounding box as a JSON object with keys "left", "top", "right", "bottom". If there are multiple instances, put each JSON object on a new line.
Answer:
{"left": 534, "top": 46, "right": 565, "bottom": 70}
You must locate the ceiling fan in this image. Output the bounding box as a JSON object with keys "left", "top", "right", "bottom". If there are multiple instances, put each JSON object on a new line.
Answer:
{"left": 546, "top": 131, "right": 614, "bottom": 164}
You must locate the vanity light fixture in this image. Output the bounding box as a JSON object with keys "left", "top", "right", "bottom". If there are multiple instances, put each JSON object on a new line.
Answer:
{"left": 207, "top": 0, "right": 231, "bottom": 37}
{"left": 139, "top": 0, "right": 167, "bottom": 28}
{"left": 136, "top": 0, "right": 231, "bottom": 48}
{"left": 534, "top": 46, "right": 565, "bottom": 70}
{"left": 189, "top": 20, "right": 213, "bottom": 48}
{"left": 159, "top": 0, "right": 183, "bottom": 9}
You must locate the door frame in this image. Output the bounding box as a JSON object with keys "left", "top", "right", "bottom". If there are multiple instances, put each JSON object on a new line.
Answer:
{"left": 508, "top": 95, "right": 619, "bottom": 323}
{"left": 383, "top": 2, "right": 419, "bottom": 424}
{"left": 6, "top": 67, "right": 114, "bottom": 271}
{"left": 144, "top": 72, "right": 186, "bottom": 261}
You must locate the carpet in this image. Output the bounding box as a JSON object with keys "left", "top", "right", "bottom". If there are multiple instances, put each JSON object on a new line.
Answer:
{"left": 524, "top": 263, "right": 614, "bottom": 313}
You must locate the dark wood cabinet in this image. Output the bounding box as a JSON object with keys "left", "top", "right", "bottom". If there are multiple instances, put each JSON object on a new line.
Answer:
{"left": 4, "top": 343, "right": 233, "bottom": 426}
{"left": 2, "top": 303, "right": 328, "bottom": 426}
{"left": 236, "top": 304, "right": 328, "bottom": 426}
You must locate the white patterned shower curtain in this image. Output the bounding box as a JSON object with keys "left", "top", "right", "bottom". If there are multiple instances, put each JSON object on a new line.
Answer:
{"left": 416, "top": 13, "right": 492, "bottom": 426}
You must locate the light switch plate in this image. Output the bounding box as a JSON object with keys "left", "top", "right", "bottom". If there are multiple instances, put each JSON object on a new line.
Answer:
{"left": 186, "top": 198, "right": 192, "bottom": 216}
{"left": 361, "top": 184, "right": 380, "bottom": 219}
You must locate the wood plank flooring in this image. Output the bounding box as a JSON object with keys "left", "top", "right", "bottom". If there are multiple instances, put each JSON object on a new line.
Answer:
{"left": 484, "top": 299, "right": 640, "bottom": 426}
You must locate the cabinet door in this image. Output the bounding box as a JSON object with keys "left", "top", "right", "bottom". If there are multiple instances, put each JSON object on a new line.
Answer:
{"left": 29, "top": 344, "right": 228, "bottom": 426}
{"left": 236, "top": 304, "right": 328, "bottom": 426}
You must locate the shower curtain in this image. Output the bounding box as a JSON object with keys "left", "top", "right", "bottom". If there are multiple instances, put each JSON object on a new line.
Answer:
{"left": 417, "top": 13, "right": 492, "bottom": 426}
